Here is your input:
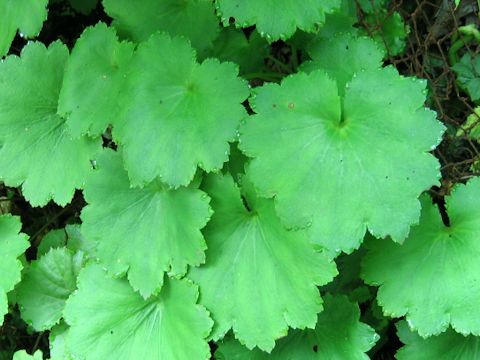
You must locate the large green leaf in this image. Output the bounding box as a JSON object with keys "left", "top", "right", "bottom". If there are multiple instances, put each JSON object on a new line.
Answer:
{"left": 0, "top": 42, "right": 102, "bottom": 206}
{"left": 0, "top": 0, "right": 48, "bottom": 56}
{"left": 216, "top": 295, "right": 378, "bottom": 359}
{"left": 396, "top": 321, "right": 480, "bottom": 359}
{"left": 239, "top": 68, "right": 444, "bottom": 254}
{"left": 16, "top": 247, "right": 83, "bottom": 331}
{"left": 103, "top": 0, "right": 219, "bottom": 53}
{"left": 215, "top": 0, "right": 341, "bottom": 42}
{"left": 114, "top": 33, "right": 249, "bottom": 187}
{"left": 362, "top": 178, "right": 480, "bottom": 337}
{"left": 189, "top": 173, "right": 337, "bottom": 351}
{"left": 64, "top": 264, "right": 213, "bottom": 360}
{"left": 0, "top": 215, "right": 29, "bottom": 323}
{"left": 58, "top": 23, "right": 134, "bottom": 137}
{"left": 81, "top": 149, "right": 211, "bottom": 298}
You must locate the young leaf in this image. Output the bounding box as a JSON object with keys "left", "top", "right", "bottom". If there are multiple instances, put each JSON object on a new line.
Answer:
{"left": 0, "top": 215, "right": 29, "bottom": 323}
{"left": 452, "top": 53, "right": 480, "bottom": 102}
{"left": 37, "top": 229, "right": 67, "bottom": 257}
{"left": 64, "top": 264, "right": 213, "bottom": 360}
{"left": 239, "top": 68, "right": 444, "bottom": 253}
{"left": 0, "top": 0, "right": 48, "bottom": 56}
{"left": 208, "top": 27, "right": 269, "bottom": 74}
{"left": 58, "top": 23, "right": 135, "bottom": 137}
{"left": 16, "top": 247, "right": 83, "bottom": 331}
{"left": 81, "top": 149, "right": 211, "bottom": 298}
{"left": 216, "top": 295, "right": 378, "bottom": 359}
{"left": 103, "top": 0, "right": 219, "bottom": 53}
{"left": 317, "top": 0, "right": 358, "bottom": 38}
{"left": 215, "top": 0, "right": 341, "bottom": 42}
{"left": 396, "top": 321, "right": 480, "bottom": 359}
{"left": 362, "top": 178, "right": 480, "bottom": 337}
{"left": 68, "top": 0, "right": 98, "bottom": 14}
{"left": 0, "top": 42, "right": 102, "bottom": 206}
{"left": 189, "top": 173, "right": 337, "bottom": 351}
{"left": 113, "top": 33, "right": 249, "bottom": 187}
{"left": 364, "top": 11, "right": 409, "bottom": 56}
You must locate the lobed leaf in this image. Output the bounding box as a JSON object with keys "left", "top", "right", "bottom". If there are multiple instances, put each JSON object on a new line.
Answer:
{"left": 215, "top": 0, "right": 341, "bottom": 42}
{"left": 58, "top": 23, "right": 135, "bottom": 138}
{"left": 189, "top": 173, "right": 337, "bottom": 351}
{"left": 216, "top": 295, "right": 378, "bottom": 359}
{"left": 0, "top": 0, "right": 48, "bottom": 56}
{"left": 0, "top": 215, "right": 29, "bottom": 324}
{"left": 81, "top": 149, "right": 211, "bottom": 298}
{"left": 396, "top": 321, "right": 480, "bottom": 359}
{"left": 114, "top": 33, "right": 249, "bottom": 187}
{"left": 362, "top": 178, "right": 480, "bottom": 337}
{"left": 240, "top": 67, "right": 445, "bottom": 253}
{"left": 103, "top": 0, "right": 219, "bottom": 54}
{"left": 0, "top": 41, "right": 102, "bottom": 206}
{"left": 16, "top": 247, "right": 83, "bottom": 331}
{"left": 64, "top": 264, "right": 213, "bottom": 360}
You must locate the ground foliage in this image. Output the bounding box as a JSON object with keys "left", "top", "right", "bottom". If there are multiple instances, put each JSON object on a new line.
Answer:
{"left": 1, "top": 0, "right": 480, "bottom": 359}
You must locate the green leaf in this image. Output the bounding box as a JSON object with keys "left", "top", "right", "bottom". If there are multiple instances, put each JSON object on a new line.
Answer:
{"left": 64, "top": 264, "right": 213, "bottom": 360}
{"left": 318, "top": 0, "right": 358, "bottom": 38}
{"left": 58, "top": 23, "right": 135, "bottom": 137}
{"left": 0, "top": 42, "right": 102, "bottom": 206}
{"left": 114, "top": 33, "right": 249, "bottom": 187}
{"left": 12, "top": 350, "right": 43, "bottom": 360}
{"left": 239, "top": 68, "right": 444, "bottom": 253}
{"left": 37, "top": 229, "right": 67, "bottom": 257}
{"left": 302, "top": 33, "right": 385, "bottom": 93}
{"left": 0, "top": 0, "right": 48, "bottom": 56}
{"left": 65, "top": 224, "right": 96, "bottom": 258}
{"left": 49, "top": 322, "right": 73, "bottom": 360}
{"left": 365, "top": 11, "right": 409, "bottom": 56}
{"left": 0, "top": 215, "right": 29, "bottom": 323}
{"left": 189, "top": 173, "right": 337, "bottom": 351}
{"left": 357, "top": 0, "right": 387, "bottom": 13}
{"left": 209, "top": 27, "right": 269, "bottom": 75}
{"left": 215, "top": 0, "right": 341, "bottom": 42}
{"left": 323, "top": 249, "right": 372, "bottom": 304}
{"left": 362, "top": 178, "right": 480, "bottom": 337}
{"left": 81, "top": 149, "right": 211, "bottom": 298}
{"left": 216, "top": 295, "right": 378, "bottom": 359}
{"left": 452, "top": 53, "right": 480, "bottom": 101}
{"left": 102, "top": 0, "right": 219, "bottom": 54}
{"left": 396, "top": 321, "right": 480, "bottom": 359}
{"left": 68, "top": 0, "right": 98, "bottom": 14}
{"left": 456, "top": 107, "right": 480, "bottom": 139}
{"left": 16, "top": 247, "right": 83, "bottom": 331}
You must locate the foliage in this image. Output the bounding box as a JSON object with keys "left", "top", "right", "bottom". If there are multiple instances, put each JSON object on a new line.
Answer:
{"left": 0, "top": 1, "right": 479, "bottom": 359}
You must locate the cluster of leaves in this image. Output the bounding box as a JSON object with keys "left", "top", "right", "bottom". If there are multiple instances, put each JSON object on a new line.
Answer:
{"left": 1, "top": 0, "right": 479, "bottom": 359}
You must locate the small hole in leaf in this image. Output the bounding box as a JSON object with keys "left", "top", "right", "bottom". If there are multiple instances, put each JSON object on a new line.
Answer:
{"left": 312, "top": 345, "right": 318, "bottom": 352}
